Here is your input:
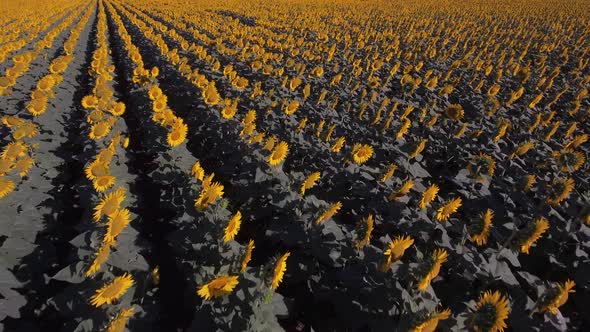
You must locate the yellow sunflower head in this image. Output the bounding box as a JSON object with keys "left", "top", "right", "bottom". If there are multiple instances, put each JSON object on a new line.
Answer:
{"left": 469, "top": 290, "right": 510, "bottom": 332}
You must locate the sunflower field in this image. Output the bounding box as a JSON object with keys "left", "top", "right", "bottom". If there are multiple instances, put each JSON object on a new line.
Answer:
{"left": 1, "top": 0, "right": 589, "bottom": 331}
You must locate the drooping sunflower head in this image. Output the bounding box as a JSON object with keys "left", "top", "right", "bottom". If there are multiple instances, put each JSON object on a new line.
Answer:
{"left": 315, "top": 201, "right": 343, "bottom": 225}
{"left": 536, "top": 280, "right": 575, "bottom": 315}
{"left": 470, "top": 209, "right": 493, "bottom": 246}
{"left": 410, "top": 308, "right": 452, "bottom": 332}
{"left": 271, "top": 252, "right": 291, "bottom": 290}
{"left": 469, "top": 290, "right": 510, "bottom": 332}
{"left": 351, "top": 143, "right": 374, "bottom": 164}
{"left": 284, "top": 100, "right": 300, "bottom": 115}
{"left": 90, "top": 273, "right": 134, "bottom": 307}
{"left": 300, "top": 171, "right": 321, "bottom": 196}
{"left": 191, "top": 161, "right": 205, "bottom": 181}
{"left": 331, "top": 137, "right": 345, "bottom": 153}
{"left": 241, "top": 240, "right": 255, "bottom": 273}
{"left": 104, "top": 209, "right": 132, "bottom": 243}
{"left": 197, "top": 275, "right": 239, "bottom": 300}
{"left": 93, "top": 187, "right": 126, "bottom": 222}
{"left": 354, "top": 214, "right": 374, "bottom": 249}
{"left": 223, "top": 211, "right": 242, "bottom": 243}
{"left": 195, "top": 182, "right": 224, "bottom": 210}
{"left": 389, "top": 179, "right": 415, "bottom": 201}
{"left": 445, "top": 104, "right": 464, "bottom": 121}
{"left": 419, "top": 184, "right": 439, "bottom": 209}
{"left": 415, "top": 248, "right": 448, "bottom": 291}
{"left": 515, "top": 217, "right": 549, "bottom": 254}
{"left": 467, "top": 153, "right": 496, "bottom": 180}
{"left": 0, "top": 177, "right": 16, "bottom": 198}
{"left": 268, "top": 141, "right": 289, "bottom": 166}
{"left": 436, "top": 197, "right": 462, "bottom": 222}
{"left": 380, "top": 163, "right": 398, "bottom": 183}
{"left": 380, "top": 235, "right": 414, "bottom": 272}
{"left": 106, "top": 307, "right": 135, "bottom": 332}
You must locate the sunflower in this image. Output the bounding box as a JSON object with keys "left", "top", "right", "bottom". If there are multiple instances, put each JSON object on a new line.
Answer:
{"left": 85, "top": 159, "right": 110, "bottom": 181}
{"left": 1, "top": 116, "right": 25, "bottom": 127}
{"left": 242, "top": 110, "right": 257, "bottom": 125}
{"left": 191, "top": 161, "right": 205, "bottom": 181}
{"left": 221, "top": 101, "right": 238, "bottom": 119}
{"left": 14, "top": 157, "right": 34, "bottom": 177}
{"left": 380, "top": 163, "right": 398, "bottom": 183}
{"left": 493, "top": 122, "right": 509, "bottom": 143}
{"left": 411, "top": 308, "right": 452, "bottom": 332}
{"left": 82, "top": 95, "right": 99, "bottom": 109}
{"left": 509, "top": 141, "right": 536, "bottom": 160}
{"left": 104, "top": 209, "right": 131, "bottom": 243}
{"left": 106, "top": 307, "right": 134, "bottom": 332}
{"left": 553, "top": 150, "right": 585, "bottom": 172}
{"left": 90, "top": 121, "right": 111, "bottom": 140}
{"left": 93, "top": 186, "right": 126, "bottom": 222}
{"left": 523, "top": 174, "right": 536, "bottom": 192}
{"left": 354, "top": 214, "right": 374, "bottom": 249}
{"left": 536, "top": 280, "right": 575, "bottom": 315}
{"left": 564, "top": 134, "right": 588, "bottom": 151}
{"left": 194, "top": 182, "right": 224, "bottom": 210}
{"left": 197, "top": 275, "right": 239, "bottom": 300}
{"left": 223, "top": 211, "right": 242, "bottom": 243}
{"left": 546, "top": 177, "right": 574, "bottom": 205}
{"left": 0, "top": 159, "right": 14, "bottom": 176}
{"left": 396, "top": 119, "right": 412, "bottom": 139}
{"left": 152, "top": 97, "right": 167, "bottom": 113}
{"left": 301, "top": 172, "right": 320, "bottom": 196}
{"left": 36, "top": 75, "right": 55, "bottom": 92}
{"left": 289, "top": 77, "right": 302, "bottom": 91}
{"left": 27, "top": 95, "right": 49, "bottom": 116}
{"left": 2, "top": 141, "right": 28, "bottom": 160}
{"left": 468, "top": 290, "right": 510, "bottom": 332}
{"left": 110, "top": 102, "right": 126, "bottom": 116}
{"left": 0, "top": 177, "right": 16, "bottom": 198}
{"left": 284, "top": 100, "right": 300, "bottom": 115}
{"left": 241, "top": 240, "right": 255, "bottom": 273}
{"left": 409, "top": 139, "right": 428, "bottom": 159}
{"left": 467, "top": 153, "right": 496, "bottom": 180}
{"left": 148, "top": 85, "right": 162, "bottom": 100}
{"left": 85, "top": 240, "right": 112, "bottom": 277}
{"left": 247, "top": 132, "right": 266, "bottom": 145}
{"left": 331, "top": 137, "right": 345, "bottom": 153}
{"left": 516, "top": 217, "right": 549, "bottom": 254}
{"left": 420, "top": 184, "right": 439, "bottom": 209}
{"left": 268, "top": 141, "right": 288, "bottom": 166}
{"left": 388, "top": 179, "right": 414, "bottom": 201}
{"left": 90, "top": 273, "right": 134, "bottom": 307}
{"left": 436, "top": 197, "right": 462, "bottom": 222}
{"left": 379, "top": 235, "right": 414, "bottom": 272}
{"left": 315, "top": 201, "right": 343, "bottom": 225}
{"left": 352, "top": 143, "right": 374, "bottom": 164}
{"left": 416, "top": 249, "right": 448, "bottom": 291}
{"left": 167, "top": 121, "right": 188, "bottom": 147}
{"left": 271, "top": 252, "right": 290, "bottom": 289}
{"left": 445, "top": 104, "right": 464, "bottom": 121}
{"left": 202, "top": 82, "right": 221, "bottom": 105}
{"left": 468, "top": 209, "right": 493, "bottom": 246}
{"left": 93, "top": 175, "right": 116, "bottom": 193}
{"left": 487, "top": 84, "right": 501, "bottom": 97}
{"left": 12, "top": 123, "right": 38, "bottom": 139}
{"left": 263, "top": 136, "right": 277, "bottom": 151}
